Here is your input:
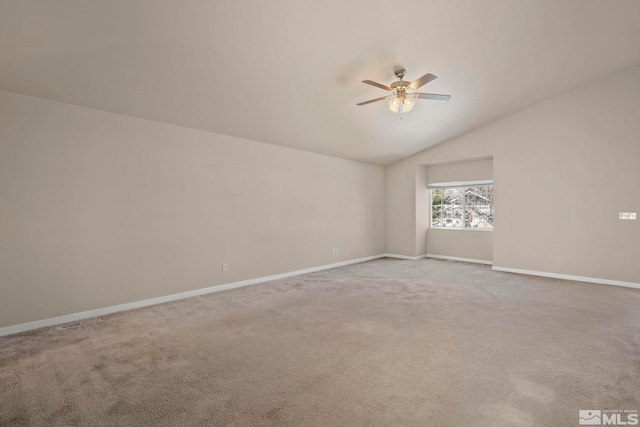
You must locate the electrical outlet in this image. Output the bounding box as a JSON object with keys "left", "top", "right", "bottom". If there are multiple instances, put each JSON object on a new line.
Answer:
{"left": 332, "top": 248, "right": 339, "bottom": 255}
{"left": 554, "top": 257, "right": 560, "bottom": 263}
{"left": 222, "top": 263, "right": 229, "bottom": 272}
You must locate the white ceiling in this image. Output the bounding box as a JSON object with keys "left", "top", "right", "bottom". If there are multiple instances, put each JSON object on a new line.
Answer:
{"left": 1, "top": 1, "right": 639, "bottom": 165}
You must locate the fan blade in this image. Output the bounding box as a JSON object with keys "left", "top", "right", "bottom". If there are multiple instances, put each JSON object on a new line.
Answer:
{"left": 408, "top": 73, "right": 437, "bottom": 90}
{"left": 357, "top": 96, "right": 388, "bottom": 106}
{"left": 415, "top": 93, "right": 451, "bottom": 101}
{"left": 362, "top": 80, "right": 391, "bottom": 91}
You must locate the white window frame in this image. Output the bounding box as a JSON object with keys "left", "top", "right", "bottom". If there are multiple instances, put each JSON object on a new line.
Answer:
{"left": 429, "top": 180, "right": 493, "bottom": 231}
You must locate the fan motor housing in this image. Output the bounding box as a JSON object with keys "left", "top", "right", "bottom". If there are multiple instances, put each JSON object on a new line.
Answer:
{"left": 390, "top": 80, "right": 411, "bottom": 90}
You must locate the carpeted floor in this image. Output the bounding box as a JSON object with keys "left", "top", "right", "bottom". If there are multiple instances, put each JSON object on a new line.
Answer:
{"left": 1, "top": 258, "right": 639, "bottom": 426}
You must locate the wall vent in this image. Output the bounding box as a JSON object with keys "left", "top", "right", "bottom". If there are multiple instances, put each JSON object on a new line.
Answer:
{"left": 56, "top": 317, "right": 103, "bottom": 330}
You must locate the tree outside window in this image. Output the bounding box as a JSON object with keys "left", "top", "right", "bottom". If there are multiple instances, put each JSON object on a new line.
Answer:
{"left": 431, "top": 185, "right": 493, "bottom": 230}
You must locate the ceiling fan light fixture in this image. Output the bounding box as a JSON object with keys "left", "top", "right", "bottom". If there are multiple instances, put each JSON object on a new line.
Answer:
{"left": 402, "top": 96, "right": 414, "bottom": 112}
{"left": 388, "top": 97, "right": 400, "bottom": 113}
{"left": 388, "top": 94, "right": 413, "bottom": 114}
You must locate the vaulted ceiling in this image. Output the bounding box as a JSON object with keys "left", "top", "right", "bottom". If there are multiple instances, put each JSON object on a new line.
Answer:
{"left": 1, "top": 1, "right": 639, "bottom": 165}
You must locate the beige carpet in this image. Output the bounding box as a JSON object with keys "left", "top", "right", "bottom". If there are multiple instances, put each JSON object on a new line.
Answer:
{"left": 1, "top": 258, "right": 639, "bottom": 426}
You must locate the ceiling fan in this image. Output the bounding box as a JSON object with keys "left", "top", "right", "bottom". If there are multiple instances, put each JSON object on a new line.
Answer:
{"left": 357, "top": 68, "right": 451, "bottom": 113}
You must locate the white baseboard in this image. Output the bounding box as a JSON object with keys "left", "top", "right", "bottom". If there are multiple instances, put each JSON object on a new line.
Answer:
{"left": 0, "top": 254, "right": 386, "bottom": 337}
{"left": 383, "top": 253, "right": 428, "bottom": 260}
{"left": 492, "top": 266, "right": 640, "bottom": 290}
{"left": 425, "top": 254, "right": 493, "bottom": 265}
{"left": 8, "top": 255, "right": 634, "bottom": 337}
{"left": 385, "top": 253, "right": 492, "bottom": 265}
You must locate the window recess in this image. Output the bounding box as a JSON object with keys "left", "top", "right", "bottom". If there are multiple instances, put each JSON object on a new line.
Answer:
{"left": 429, "top": 181, "right": 493, "bottom": 230}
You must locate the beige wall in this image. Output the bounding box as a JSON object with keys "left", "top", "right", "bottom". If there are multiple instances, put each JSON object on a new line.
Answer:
{"left": 421, "top": 159, "right": 493, "bottom": 261}
{"left": 386, "top": 63, "right": 640, "bottom": 283}
{"left": 0, "top": 91, "right": 386, "bottom": 328}
{"left": 385, "top": 161, "right": 416, "bottom": 255}
{"left": 425, "top": 159, "right": 493, "bottom": 184}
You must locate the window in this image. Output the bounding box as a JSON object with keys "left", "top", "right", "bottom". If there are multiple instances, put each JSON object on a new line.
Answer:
{"left": 430, "top": 182, "right": 493, "bottom": 230}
